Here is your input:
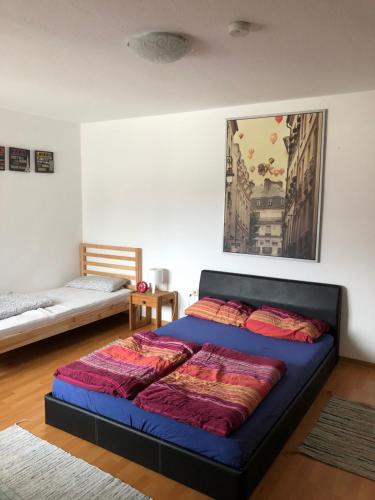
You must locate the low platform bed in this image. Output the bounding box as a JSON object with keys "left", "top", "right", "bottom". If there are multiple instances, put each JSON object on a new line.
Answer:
{"left": 45, "top": 270, "right": 341, "bottom": 499}
{"left": 0, "top": 243, "right": 141, "bottom": 354}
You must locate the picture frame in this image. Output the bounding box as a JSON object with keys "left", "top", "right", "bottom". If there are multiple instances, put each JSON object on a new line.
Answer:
{"left": 35, "top": 150, "right": 54, "bottom": 173}
{"left": 223, "top": 110, "right": 326, "bottom": 261}
{"left": 9, "top": 147, "right": 31, "bottom": 172}
{"left": 0, "top": 146, "right": 5, "bottom": 171}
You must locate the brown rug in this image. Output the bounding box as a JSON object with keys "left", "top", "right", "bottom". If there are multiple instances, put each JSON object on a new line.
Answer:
{"left": 298, "top": 395, "right": 375, "bottom": 481}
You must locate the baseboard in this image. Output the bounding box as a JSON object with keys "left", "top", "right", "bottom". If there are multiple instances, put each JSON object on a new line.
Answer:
{"left": 339, "top": 356, "right": 375, "bottom": 368}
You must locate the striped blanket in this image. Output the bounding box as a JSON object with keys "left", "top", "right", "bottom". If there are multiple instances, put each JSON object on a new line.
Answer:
{"left": 135, "top": 343, "right": 286, "bottom": 436}
{"left": 54, "top": 331, "right": 200, "bottom": 399}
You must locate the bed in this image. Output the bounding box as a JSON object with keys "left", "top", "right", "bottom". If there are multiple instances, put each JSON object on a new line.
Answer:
{"left": 0, "top": 243, "right": 142, "bottom": 354}
{"left": 45, "top": 270, "right": 341, "bottom": 499}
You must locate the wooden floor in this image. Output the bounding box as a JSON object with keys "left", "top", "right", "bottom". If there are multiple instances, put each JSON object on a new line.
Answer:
{"left": 1, "top": 315, "right": 374, "bottom": 500}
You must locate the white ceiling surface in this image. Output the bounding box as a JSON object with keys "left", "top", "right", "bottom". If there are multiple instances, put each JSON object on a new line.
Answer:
{"left": 0, "top": 0, "right": 374, "bottom": 123}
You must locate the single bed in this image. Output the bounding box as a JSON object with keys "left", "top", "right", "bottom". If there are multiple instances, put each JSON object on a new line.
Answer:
{"left": 45, "top": 270, "right": 341, "bottom": 499}
{"left": 0, "top": 243, "right": 141, "bottom": 354}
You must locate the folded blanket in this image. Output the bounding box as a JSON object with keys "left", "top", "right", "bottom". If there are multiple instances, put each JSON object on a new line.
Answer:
{"left": 0, "top": 292, "right": 54, "bottom": 320}
{"left": 54, "top": 331, "right": 201, "bottom": 399}
{"left": 134, "top": 343, "right": 286, "bottom": 436}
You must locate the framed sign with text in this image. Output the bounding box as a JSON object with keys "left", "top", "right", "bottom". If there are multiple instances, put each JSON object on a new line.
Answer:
{"left": 9, "top": 147, "right": 30, "bottom": 172}
{"left": 35, "top": 150, "right": 54, "bottom": 173}
{"left": 0, "top": 146, "right": 5, "bottom": 170}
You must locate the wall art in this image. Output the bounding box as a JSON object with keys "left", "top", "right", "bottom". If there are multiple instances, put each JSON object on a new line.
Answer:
{"left": 223, "top": 111, "right": 326, "bottom": 261}
{"left": 0, "top": 146, "right": 5, "bottom": 170}
{"left": 9, "top": 147, "right": 31, "bottom": 172}
{"left": 35, "top": 150, "right": 54, "bottom": 173}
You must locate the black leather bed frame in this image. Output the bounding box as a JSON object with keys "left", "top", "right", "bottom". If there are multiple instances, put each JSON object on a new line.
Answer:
{"left": 45, "top": 270, "right": 342, "bottom": 499}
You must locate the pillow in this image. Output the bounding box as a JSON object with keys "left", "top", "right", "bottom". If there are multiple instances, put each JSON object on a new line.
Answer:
{"left": 65, "top": 275, "right": 128, "bottom": 292}
{"left": 185, "top": 297, "right": 255, "bottom": 327}
{"left": 260, "top": 305, "right": 330, "bottom": 333}
{"left": 245, "top": 306, "right": 329, "bottom": 343}
{"left": 215, "top": 300, "right": 255, "bottom": 327}
{"left": 185, "top": 296, "right": 225, "bottom": 321}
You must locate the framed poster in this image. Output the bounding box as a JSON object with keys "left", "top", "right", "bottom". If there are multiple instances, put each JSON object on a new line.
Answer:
{"left": 9, "top": 147, "right": 31, "bottom": 172}
{"left": 0, "top": 146, "right": 5, "bottom": 170}
{"left": 223, "top": 110, "right": 326, "bottom": 261}
{"left": 35, "top": 150, "right": 54, "bottom": 173}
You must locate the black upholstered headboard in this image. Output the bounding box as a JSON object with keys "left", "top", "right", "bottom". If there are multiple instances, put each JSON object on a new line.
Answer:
{"left": 199, "top": 270, "right": 342, "bottom": 344}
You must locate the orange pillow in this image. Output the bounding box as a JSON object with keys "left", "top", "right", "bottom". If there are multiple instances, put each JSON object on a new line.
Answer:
{"left": 245, "top": 309, "right": 323, "bottom": 343}
{"left": 186, "top": 297, "right": 255, "bottom": 327}
{"left": 185, "top": 297, "right": 225, "bottom": 321}
{"left": 260, "top": 305, "right": 330, "bottom": 333}
{"left": 215, "top": 300, "right": 255, "bottom": 327}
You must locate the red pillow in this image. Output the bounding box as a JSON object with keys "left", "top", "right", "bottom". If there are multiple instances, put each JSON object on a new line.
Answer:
{"left": 260, "top": 305, "right": 330, "bottom": 333}
{"left": 185, "top": 296, "right": 225, "bottom": 321}
{"left": 245, "top": 305, "right": 329, "bottom": 343}
{"left": 215, "top": 300, "right": 255, "bottom": 327}
{"left": 185, "top": 297, "right": 255, "bottom": 327}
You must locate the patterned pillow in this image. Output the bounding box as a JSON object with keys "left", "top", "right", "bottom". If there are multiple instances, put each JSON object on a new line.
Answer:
{"left": 215, "top": 300, "right": 255, "bottom": 327}
{"left": 185, "top": 297, "right": 225, "bottom": 321}
{"left": 65, "top": 275, "right": 128, "bottom": 292}
{"left": 245, "top": 306, "right": 329, "bottom": 343}
{"left": 260, "top": 305, "right": 330, "bottom": 333}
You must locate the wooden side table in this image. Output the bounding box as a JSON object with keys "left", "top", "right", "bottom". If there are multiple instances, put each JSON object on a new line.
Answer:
{"left": 129, "top": 290, "right": 178, "bottom": 330}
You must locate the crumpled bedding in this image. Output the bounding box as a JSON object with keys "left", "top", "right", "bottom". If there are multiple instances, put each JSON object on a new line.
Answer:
{"left": 0, "top": 293, "right": 54, "bottom": 320}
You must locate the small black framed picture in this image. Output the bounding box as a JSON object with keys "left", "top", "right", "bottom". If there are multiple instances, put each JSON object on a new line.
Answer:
{"left": 9, "top": 147, "right": 31, "bottom": 172}
{"left": 0, "top": 146, "right": 5, "bottom": 170}
{"left": 35, "top": 150, "right": 54, "bottom": 173}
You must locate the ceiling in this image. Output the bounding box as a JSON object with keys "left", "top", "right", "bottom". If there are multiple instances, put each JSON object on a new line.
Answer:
{"left": 0, "top": 0, "right": 374, "bottom": 123}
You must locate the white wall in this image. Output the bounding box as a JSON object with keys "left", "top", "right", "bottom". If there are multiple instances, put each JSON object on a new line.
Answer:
{"left": 81, "top": 90, "right": 375, "bottom": 363}
{"left": 0, "top": 107, "right": 82, "bottom": 292}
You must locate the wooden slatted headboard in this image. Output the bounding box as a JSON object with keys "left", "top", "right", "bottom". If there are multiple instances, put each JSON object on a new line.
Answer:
{"left": 80, "top": 243, "right": 142, "bottom": 290}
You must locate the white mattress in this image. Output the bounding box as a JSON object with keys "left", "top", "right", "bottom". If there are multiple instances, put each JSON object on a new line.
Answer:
{"left": 0, "top": 287, "right": 131, "bottom": 339}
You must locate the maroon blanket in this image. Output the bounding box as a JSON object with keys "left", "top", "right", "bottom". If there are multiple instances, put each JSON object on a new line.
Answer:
{"left": 135, "top": 343, "right": 286, "bottom": 436}
{"left": 54, "top": 331, "right": 200, "bottom": 399}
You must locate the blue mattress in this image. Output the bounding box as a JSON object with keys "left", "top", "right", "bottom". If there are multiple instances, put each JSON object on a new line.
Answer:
{"left": 52, "top": 316, "right": 334, "bottom": 469}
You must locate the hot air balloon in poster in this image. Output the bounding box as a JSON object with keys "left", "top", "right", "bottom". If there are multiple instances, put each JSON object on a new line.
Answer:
{"left": 275, "top": 115, "right": 283, "bottom": 124}
{"left": 270, "top": 132, "right": 278, "bottom": 144}
{"left": 257, "top": 163, "right": 267, "bottom": 176}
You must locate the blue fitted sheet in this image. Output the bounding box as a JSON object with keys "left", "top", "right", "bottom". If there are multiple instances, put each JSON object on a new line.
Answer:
{"left": 52, "top": 316, "right": 334, "bottom": 469}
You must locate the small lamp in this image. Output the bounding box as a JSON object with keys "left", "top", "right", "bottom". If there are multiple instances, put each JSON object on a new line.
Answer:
{"left": 148, "top": 268, "right": 169, "bottom": 293}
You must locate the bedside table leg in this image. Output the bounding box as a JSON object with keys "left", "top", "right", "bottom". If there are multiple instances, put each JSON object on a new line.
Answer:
{"left": 156, "top": 298, "right": 162, "bottom": 328}
{"left": 172, "top": 293, "right": 178, "bottom": 321}
{"left": 129, "top": 303, "right": 135, "bottom": 330}
{"left": 145, "top": 306, "right": 151, "bottom": 325}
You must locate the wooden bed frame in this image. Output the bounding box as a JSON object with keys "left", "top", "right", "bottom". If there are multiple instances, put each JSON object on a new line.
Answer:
{"left": 45, "top": 270, "right": 341, "bottom": 500}
{"left": 0, "top": 243, "right": 142, "bottom": 354}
